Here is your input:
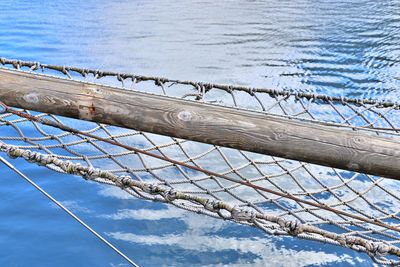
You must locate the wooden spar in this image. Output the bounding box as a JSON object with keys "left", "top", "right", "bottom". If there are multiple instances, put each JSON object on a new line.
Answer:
{"left": 0, "top": 68, "right": 399, "bottom": 180}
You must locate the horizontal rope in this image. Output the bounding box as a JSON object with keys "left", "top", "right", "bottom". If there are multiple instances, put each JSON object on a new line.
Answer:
{"left": 0, "top": 57, "right": 398, "bottom": 109}
{"left": 1, "top": 57, "right": 400, "bottom": 265}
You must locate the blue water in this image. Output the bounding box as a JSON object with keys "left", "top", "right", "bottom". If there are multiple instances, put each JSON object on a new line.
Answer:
{"left": 0, "top": 1, "right": 399, "bottom": 266}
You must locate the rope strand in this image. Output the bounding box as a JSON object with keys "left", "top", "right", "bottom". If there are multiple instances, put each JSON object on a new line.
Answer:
{"left": 1, "top": 57, "right": 400, "bottom": 265}
{"left": 0, "top": 155, "right": 139, "bottom": 267}
{"left": 2, "top": 102, "right": 399, "bottom": 233}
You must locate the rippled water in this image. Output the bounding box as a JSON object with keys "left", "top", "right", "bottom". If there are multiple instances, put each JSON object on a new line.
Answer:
{"left": 0, "top": 0, "right": 399, "bottom": 266}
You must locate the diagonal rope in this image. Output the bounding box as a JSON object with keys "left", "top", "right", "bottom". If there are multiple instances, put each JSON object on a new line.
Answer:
{"left": 0, "top": 155, "right": 139, "bottom": 267}
{"left": 1, "top": 142, "right": 399, "bottom": 265}
{"left": 2, "top": 57, "right": 400, "bottom": 265}
{"left": 2, "top": 102, "right": 399, "bottom": 233}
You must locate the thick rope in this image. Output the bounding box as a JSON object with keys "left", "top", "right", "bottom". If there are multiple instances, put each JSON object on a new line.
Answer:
{"left": 0, "top": 57, "right": 398, "bottom": 109}
{"left": 2, "top": 57, "right": 400, "bottom": 265}
{"left": 0, "top": 142, "right": 399, "bottom": 265}
{"left": 2, "top": 102, "right": 399, "bottom": 233}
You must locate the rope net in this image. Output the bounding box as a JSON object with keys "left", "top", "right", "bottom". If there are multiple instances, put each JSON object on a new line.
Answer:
{"left": 1, "top": 58, "right": 400, "bottom": 265}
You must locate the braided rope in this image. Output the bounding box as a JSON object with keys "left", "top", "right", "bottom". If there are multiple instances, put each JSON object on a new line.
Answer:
{"left": 0, "top": 57, "right": 399, "bottom": 109}
{"left": 1, "top": 57, "right": 400, "bottom": 265}
{"left": 1, "top": 142, "right": 399, "bottom": 265}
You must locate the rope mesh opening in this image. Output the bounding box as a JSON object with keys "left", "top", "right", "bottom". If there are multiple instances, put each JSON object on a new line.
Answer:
{"left": 1, "top": 58, "right": 400, "bottom": 265}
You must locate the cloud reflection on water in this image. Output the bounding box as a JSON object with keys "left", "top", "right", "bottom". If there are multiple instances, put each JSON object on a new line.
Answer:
{"left": 100, "top": 188, "right": 362, "bottom": 266}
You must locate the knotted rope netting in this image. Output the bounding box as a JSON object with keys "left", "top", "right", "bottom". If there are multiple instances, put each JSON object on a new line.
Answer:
{"left": 1, "top": 58, "right": 400, "bottom": 265}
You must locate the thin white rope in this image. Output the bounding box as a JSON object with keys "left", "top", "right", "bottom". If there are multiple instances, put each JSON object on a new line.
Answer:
{"left": 0, "top": 155, "right": 139, "bottom": 267}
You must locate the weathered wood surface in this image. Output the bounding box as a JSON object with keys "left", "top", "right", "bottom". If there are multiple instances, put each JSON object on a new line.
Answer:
{"left": 0, "top": 68, "right": 399, "bottom": 179}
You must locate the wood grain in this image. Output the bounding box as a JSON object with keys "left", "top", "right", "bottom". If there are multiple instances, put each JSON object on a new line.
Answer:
{"left": 0, "top": 68, "right": 399, "bottom": 179}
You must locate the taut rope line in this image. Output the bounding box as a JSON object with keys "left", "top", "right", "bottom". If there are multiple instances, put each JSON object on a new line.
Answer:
{"left": 1, "top": 57, "right": 399, "bottom": 109}
{"left": 1, "top": 101, "right": 398, "bottom": 233}
{"left": 2, "top": 57, "right": 400, "bottom": 265}
{"left": 0, "top": 155, "right": 139, "bottom": 267}
{"left": 0, "top": 143, "right": 399, "bottom": 265}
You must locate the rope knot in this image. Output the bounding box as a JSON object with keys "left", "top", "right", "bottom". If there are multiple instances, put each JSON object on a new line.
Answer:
{"left": 231, "top": 206, "right": 256, "bottom": 222}
{"left": 7, "top": 146, "right": 24, "bottom": 158}
{"left": 62, "top": 66, "right": 69, "bottom": 75}
{"left": 248, "top": 88, "right": 256, "bottom": 96}
{"left": 204, "top": 200, "right": 222, "bottom": 212}
{"left": 12, "top": 60, "right": 21, "bottom": 69}
{"left": 94, "top": 70, "right": 104, "bottom": 79}
{"left": 284, "top": 220, "right": 304, "bottom": 235}
{"left": 155, "top": 79, "right": 164, "bottom": 86}
{"left": 119, "top": 176, "right": 132, "bottom": 187}
{"left": 143, "top": 184, "right": 158, "bottom": 194}
{"left": 163, "top": 189, "right": 177, "bottom": 202}
{"left": 30, "top": 62, "right": 40, "bottom": 71}
{"left": 80, "top": 69, "right": 89, "bottom": 78}
{"left": 64, "top": 161, "right": 76, "bottom": 174}
{"left": 204, "top": 83, "right": 213, "bottom": 91}
{"left": 83, "top": 167, "right": 98, "bottom": 180}
{"left": 367, "top": 242, "right": 390, "bottom": 257}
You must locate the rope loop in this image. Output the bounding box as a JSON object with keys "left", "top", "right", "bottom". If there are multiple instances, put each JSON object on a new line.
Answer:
{"left": 94, "top": 70, "right": 104, "bottom": 79}
{"left": 80, "top": 69, "right": 89, "bottom": 78}
{"left": 62, "top": 66, "right": 69, "bottom": 75}
{"left": 12, "top": 60, "right": 20, "bottom": 69}
{"left": 248, "top": 87, "right": 256, "bottom": 96}
{"left": 30, "top": 62, "right": 40, "bottom": 71}
{"left": 155, "top": 78, "right": 164, "bottom": 86}
{"left": 117, "top": 73, "right": 123, "bottom": 82}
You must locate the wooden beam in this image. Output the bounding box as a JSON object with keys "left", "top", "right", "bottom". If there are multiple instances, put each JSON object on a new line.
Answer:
{"left": 0, "top": 68, "right": 399, "bottom": 179}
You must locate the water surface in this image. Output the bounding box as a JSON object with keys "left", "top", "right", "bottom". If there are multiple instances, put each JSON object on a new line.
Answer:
{"left": 0, "top": 1, "right": 399, "bottom": 266}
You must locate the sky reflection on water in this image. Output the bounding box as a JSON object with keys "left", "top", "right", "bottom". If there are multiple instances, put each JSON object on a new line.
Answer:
{"left": 0, "top": 0, "right": 399, "bottom": 266}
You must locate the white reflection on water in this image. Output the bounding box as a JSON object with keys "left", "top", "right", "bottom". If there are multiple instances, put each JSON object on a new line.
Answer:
{"left": 1, "top": 0, "right": 399, "bottom": 265}
{"left": 100, "top": 188, "right": 364, "bottom": 266}
{"left": 109, "top": 230, "right": 348, "bottom": 267}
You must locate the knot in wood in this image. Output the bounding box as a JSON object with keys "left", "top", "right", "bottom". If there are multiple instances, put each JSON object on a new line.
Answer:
{"left": 178, "top": 111, "right": 193, "bottom": 122}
